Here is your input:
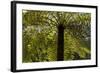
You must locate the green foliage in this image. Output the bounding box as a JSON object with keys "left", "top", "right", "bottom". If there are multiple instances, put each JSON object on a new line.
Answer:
{"left": 22, "top": 10, "right": 91, "bottom": 63}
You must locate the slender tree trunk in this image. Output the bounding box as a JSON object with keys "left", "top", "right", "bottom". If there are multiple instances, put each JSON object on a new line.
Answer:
{"left": 57, "top": 24, "right": 64, "bottom": 61}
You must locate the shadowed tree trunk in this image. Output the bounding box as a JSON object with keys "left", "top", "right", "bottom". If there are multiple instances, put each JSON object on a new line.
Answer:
{"left": 57, "top": 24, "right": 64, "bottom": 61}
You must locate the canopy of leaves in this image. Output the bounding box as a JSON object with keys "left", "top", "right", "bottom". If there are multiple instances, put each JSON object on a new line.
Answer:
{"left": 22, "top": 10, "right": 91, "bottom": 62}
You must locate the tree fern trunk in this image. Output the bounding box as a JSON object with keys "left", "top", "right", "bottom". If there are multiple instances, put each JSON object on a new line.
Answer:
{"left": 57, "top": 24, "right": 64, "bottom": 61}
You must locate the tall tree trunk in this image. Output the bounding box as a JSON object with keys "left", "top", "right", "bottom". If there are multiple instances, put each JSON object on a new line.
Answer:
{"left": 57, "top": 24, "right": 64, "bottom": 61}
